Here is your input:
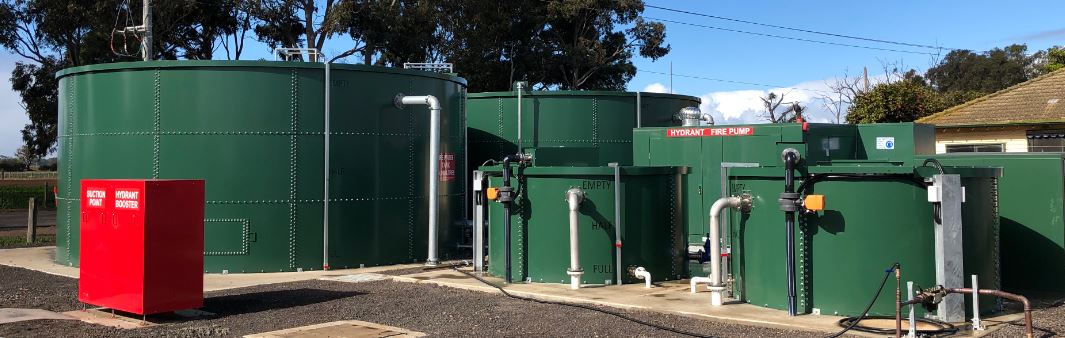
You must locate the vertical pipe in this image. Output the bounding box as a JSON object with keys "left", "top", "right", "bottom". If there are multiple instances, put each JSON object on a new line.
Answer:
{"left": 895, "top": 267, "right": 902, "bottom": 338}
{"left": 782, "top": 150, "right": 799, "bottom": 316}
{"left": 142, "top": 0, "right": 152, "bottom": 61}
{"left": 709, "top": 196, "right": 742, "bottom": 306}
{"left": 399, "top": 95, "right": 442, "bottom": 266}
{"left": 972, "top": 274, "right": 982, "bottom": 330}
{"left": 610, "top": 163, "right": 622, "bottom": 285}
{"left": 566, "top": 188, "right": 585, "bottom": 289}
{"left": 516, "top": 82, "right": 524, "bottom": 153}
{"left": 322, "top": 62, "right": 331, "bottom": 270}
{"left": 502, "top": 157, "right": 514, "bottom": 283}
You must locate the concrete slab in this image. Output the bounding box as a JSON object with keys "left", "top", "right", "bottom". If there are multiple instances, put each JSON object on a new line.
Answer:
{"left": 62, "top": 309, "right": 153, "bottom": 329}
{"left": 244, "top": 320, "right": 426, "bottom": 338}
{"left": 0, "top": 246, "right": 422, "bottom": 291}
{"left": 388, "top": 268, "right": 1024, "bottom": 337}
{"left": 0, "top": 308, "right": 76, "bottom": 324}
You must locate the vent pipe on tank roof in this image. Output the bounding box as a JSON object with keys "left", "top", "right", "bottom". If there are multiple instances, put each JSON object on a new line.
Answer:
{"left": 395, "top": 94, "right": 443, "bottom": 266}
{"left": 675, "top": 106, "right": 713, "bottom": 126}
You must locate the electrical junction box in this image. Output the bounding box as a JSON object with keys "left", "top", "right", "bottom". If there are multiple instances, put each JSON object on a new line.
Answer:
{"left": 78, "top": 179, "right": 205, "bottom": 315}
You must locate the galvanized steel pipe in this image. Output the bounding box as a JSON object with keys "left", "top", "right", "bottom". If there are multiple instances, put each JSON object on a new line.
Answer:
{"left": 399, "top": 95, "right": 442, "bottom": 266}
{"left": 566, "top": 187, "right": 585, "bottom": 289}
{"left": 709, "top": 196, "right": 742, "bottom": 306}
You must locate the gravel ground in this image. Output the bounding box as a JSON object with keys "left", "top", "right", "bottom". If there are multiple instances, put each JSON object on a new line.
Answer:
{"left": 0, "top": 265, "right": 839, "bottom": 338}
{"left": 988, "top": 295, "right": 1065, "bottom": 338}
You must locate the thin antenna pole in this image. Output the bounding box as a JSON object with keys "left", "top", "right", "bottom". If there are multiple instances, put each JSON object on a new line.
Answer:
{"left": 142, "top": 0, "right": 152, "bottom": 61}
{"left": 669, "top": 62, "right": 673, "bottom": 94}
{"left": 863, "top": 66, "right": 870, "bottom": 91}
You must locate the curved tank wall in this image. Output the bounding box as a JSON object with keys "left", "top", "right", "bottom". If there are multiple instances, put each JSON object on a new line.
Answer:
{"left": 467, "top": 91, "right": 700, "bottom": 168}
{"left": 483, "top": 166, "right": 688, "bottom": 285}
{"left": 55, "top": 60, "right": 467, "bottom": 273}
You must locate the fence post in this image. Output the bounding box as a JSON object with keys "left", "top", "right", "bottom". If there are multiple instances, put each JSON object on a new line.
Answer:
{"left": 26, "top": 197, "right": 37, "bottom": 243}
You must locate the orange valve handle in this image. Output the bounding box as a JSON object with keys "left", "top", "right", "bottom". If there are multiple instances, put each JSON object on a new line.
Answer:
{"left": 804, "top": 194, "right": 825, "bottom": 211}
{"left": 486, "top": 187, "right": 500, "bottom": 201}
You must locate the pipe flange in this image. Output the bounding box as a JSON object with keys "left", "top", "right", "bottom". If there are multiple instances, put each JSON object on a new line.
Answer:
{"left": 707, "top": 286, "right": 727, "bottom": 292}
{"left": 393, "top": 93, "right": 406, "bottom": 109}
{"left": 566, "top": 269, "right": 584, "bottom": 276}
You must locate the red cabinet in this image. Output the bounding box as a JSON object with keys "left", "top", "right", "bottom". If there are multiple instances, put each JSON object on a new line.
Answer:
{"left": 78, "top": 179, "right": 205, "bottom": 315}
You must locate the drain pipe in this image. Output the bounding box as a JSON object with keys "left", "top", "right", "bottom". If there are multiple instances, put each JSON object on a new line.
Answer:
{"left": 708, "top": 196, "right": 745, "bottom": 305}
{"left": 395, "top": 94, "right": 442, "bottom": 266}
{"left": 566, "top": 187, "right": 585, "bottom": 289}
{"left": 779, "top": 148, "right": 801, "bottom": 316}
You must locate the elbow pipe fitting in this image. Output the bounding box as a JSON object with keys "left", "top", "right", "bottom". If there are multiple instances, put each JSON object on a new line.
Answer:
{"left": 633, "top": 267, "right": 652, "bottom": 289}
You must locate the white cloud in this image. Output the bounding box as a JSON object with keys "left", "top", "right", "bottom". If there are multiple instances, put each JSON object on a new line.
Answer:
{"left": 696, "top": 76, "right": 882, "bottom": 125}
{"left": 642, "top": 82, "right": 669, "bottom": 93}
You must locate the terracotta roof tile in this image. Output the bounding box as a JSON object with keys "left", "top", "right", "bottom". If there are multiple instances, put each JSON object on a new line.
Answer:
{"left": 917, "top": 68, "right": 1065, "bottom": 126}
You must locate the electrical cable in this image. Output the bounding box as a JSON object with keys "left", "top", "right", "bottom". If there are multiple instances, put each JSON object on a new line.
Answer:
{"left": 638, "top": 70, "right": 831, "bottom": 94}
{"left": 824, "top": 263, "right": 898, "bottom": 338}
{"left": 645, "top": 4, "right": 956, "bottom": 51}
{"left": 646, "top": 17, "right": 940, "bottom": 56}
{"left": 452, "top": 267, "right": 718, "bottom": 338}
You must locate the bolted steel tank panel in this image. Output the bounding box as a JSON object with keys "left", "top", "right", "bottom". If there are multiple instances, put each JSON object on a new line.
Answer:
{"left": 56, "top": 60, "right": 467, "bottom": 273}
{"left": 467, "top": 91, "right": 700, "bottom": 168}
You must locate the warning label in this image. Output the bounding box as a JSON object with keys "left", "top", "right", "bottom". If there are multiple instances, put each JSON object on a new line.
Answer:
{"left": 438, "top": 152, "right": 456, "bottom": 182}
{"left": 84, "top": 189, "right": 106, "bottom": 208}
{"left": 114, "top": 189, "right": 141, "bottom": 210}
{"left": 666, "top": 127, "right": 754, "bottom": 137}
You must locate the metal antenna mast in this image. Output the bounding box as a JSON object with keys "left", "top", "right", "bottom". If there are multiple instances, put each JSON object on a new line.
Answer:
{"left": 118, "top": 0, "right": 152, "bottom": 60}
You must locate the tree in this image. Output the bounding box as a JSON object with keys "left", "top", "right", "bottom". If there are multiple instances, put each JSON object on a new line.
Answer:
{"left": 925, "top": 44, "right": 1041, "bottom": 94}
{"left": 759, "top": 92, "right": 803, "bottom": 123}
{"left": 846, "top": 77, "right": 947, "bottom": 124}
{"left": 0, "top": 0, "right": 240, "bottom": 159}
{"left": 1045, "top": 46, "right": 1065, "bottom": 73}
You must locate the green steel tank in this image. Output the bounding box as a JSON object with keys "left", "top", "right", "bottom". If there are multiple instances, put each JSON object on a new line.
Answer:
{"left": 467, "top": 90, "right": 700, "bottom": 167}
{"left": 929, "top": 153, "right": 1065, "bottom": 292}
{"left": 634, "top": 123, "right": 1002, "bottom": 317}
{"left": 55, "top": 60, "right": 467, "bottom": 273}
{"left": 483, "top": 166, "right": 688, "bottom": 284}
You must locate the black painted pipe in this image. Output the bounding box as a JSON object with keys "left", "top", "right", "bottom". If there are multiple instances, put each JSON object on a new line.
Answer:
{"left": 784, "top": 151, "right": 798, "bottom": 316}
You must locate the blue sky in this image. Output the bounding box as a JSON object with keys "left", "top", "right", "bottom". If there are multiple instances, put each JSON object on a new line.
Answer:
{"left": 1, "top": 1, "right": 1063, "bottom": 156}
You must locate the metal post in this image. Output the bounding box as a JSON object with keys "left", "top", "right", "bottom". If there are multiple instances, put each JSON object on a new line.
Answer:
{"left": 142, "top": 0, "right": 152, "bottom": 61}
{"left": 972, "top": 274, "right": 984, "bottom": 331}
{"left": 609, "top": 163, "right": 622, "bottom": 285}
{"left": 932, "top": 174, "right": 965, "bottom": 322}
{"left": 516, "top": 82, "right": 524, "bottom": 153}
{"left": 472, "top": 170, "right": 486, "bottom": 272}
{"left": 907, "top": 281, "right": 916, "bottom": 338}
{"left": 26, "top": 198, "right": 37, "bottom": 243}
{"left": 635, "top": 93, "right": 642, "bottom": 128}
{"left": 322, "top": 62, "right": 331, "bottom": 270}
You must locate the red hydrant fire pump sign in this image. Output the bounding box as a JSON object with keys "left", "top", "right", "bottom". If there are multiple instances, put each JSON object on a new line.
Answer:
{"left": 439, "top": 152, "right": 456, "bottom": 182}
{"left": 666, "top": 126, "right": 754, "bottom": 137}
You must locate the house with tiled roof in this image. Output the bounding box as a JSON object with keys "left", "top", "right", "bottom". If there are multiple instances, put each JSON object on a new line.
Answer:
{"left": 917, "top": 68, "right": 1065, "bottom": 153}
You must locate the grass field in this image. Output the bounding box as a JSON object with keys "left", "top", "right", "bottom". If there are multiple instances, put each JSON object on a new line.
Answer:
{"left": 0, "top": 234, "right": 55, "bottom": 248}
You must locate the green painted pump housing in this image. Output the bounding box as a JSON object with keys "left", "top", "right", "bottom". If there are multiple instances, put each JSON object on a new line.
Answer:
{"left": 467, "top": 90, "right": 700, "bottom": 168}
{"left": 55, "top": 61, "right": 468, "bottom": 273}
{"left": 634, "top": 123, "right": 1002, "bottom": 317}
{"left": 483, "top": 165, "right": 688, "bottom": 285}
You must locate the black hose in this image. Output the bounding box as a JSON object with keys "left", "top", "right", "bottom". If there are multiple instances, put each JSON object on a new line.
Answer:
{"left": 452, "top": 267, "right": 719, "bottom": 338}
{"left": 834, "top": 316, "right": 957, "bottom": 336}
{"left": 824, "top": 263, "right": 898, "bottom": 338}
{"left": 784, "top": 151, "right": 798, "bottom": 316}
{"left": 922, "top": 158, "right": 946, "bottom": 175}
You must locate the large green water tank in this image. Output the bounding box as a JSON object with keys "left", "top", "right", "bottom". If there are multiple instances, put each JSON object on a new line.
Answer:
{"left": 467, "top": 91, "right": 700, "bottom": 168}
{"left": 483, "top": 166, "right": 688, "bottom": 284}
{"left": 55, "top": 61, "right": 467, "bottom": 273}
